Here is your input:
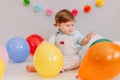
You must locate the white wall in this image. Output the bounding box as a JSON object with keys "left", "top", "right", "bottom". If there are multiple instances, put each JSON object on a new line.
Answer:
{"left": 0, "top": 0, "right": 120, "bottom": 46}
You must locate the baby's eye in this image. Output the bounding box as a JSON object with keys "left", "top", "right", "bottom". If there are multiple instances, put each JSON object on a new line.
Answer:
{"left": 72, "top": 24, "right": 74, "bottom": 26}
{"left": 66, "top": 25, "right": 70, "bottom": 27}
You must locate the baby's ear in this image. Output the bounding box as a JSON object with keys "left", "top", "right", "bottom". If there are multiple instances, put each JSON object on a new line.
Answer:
{"left": 56, "top": 23, "right": 60, "bottom": 26}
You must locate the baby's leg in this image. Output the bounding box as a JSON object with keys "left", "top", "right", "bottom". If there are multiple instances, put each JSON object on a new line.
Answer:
{"left": 76, "top": 75, "right": 81, "bottom": 80}
{"left": 63, "top": 55, "right": 81, "bottom": 71}
{"left": 26, "top": 65, "right": 36, "bottom": 72}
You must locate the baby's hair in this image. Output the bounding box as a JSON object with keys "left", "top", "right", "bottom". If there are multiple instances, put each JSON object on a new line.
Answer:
{"left": 54, "top": 9, "right": 75, "bottom": 26}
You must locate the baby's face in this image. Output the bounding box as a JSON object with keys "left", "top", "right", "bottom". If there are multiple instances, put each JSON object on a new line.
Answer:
{"left": 58, "top": 21, "right": 75, "bottom": 34}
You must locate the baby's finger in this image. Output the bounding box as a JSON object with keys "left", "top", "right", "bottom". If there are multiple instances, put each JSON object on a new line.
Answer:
{"left": 89, "top": 32, "right": 95, "bottom": 36}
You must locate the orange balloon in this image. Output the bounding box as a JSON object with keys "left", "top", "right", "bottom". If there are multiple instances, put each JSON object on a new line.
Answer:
{"left": 78, "top": 42, "right": 120, "bottom": 80}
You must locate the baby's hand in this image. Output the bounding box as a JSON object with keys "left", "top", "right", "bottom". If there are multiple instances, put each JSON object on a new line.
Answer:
{"left": 86, "top": 32, "right": 95, "bottom": 39}
{"left": 81, "top": 32, "right": 95, "bottom": 46}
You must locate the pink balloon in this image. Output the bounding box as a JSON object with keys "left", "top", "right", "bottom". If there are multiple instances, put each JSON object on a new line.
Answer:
{"left": 0, "top": 45, "right": 9, "bottom": 66}
{"left": 46, "top": 8, "right": 53, "bottom": 16}
{"left": 71, "top": 9, "right": 78, "bottom": 16}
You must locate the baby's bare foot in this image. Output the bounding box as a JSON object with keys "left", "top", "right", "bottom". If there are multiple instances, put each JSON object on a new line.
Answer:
{"left": 26, "top": 65, "right": 36, "bottom": 72}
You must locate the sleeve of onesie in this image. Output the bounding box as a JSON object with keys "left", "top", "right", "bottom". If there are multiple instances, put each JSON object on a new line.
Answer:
{"left": 73, "top": 30, "right": 85, "bottom": 48}
{"left": 78, "top": 32, "right": 85, "bottom": 46}
{"left": 48, "top": 34, "right": 56, "bottom": 45}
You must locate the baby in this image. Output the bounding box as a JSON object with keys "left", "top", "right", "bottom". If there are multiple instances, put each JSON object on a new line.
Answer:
{"left": 26, "top": 9, "right": 94, "bottom": 72}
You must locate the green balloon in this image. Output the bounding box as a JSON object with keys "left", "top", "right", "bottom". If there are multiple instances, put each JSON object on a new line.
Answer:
{"left": 90, "top": 38, "right": 112, "bottom": 47}
{"left": 24, "top": 0, "right": 30, "bottom": 6}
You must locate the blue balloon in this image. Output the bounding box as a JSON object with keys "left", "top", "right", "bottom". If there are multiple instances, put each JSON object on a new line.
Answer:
{"left": 34, "top": 4, "right": 41, "bottom": 12}
{"left": 6, "top": 37, "right": 30, "bottom": 63}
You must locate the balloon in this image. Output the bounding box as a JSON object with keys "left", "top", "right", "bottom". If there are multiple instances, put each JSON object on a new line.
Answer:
{"left": 71, "top": 9, "right": 78, "bottom": 16}
{"left": 6, "top": 37, "right": 30, "bottom": 63}
{"left": 96, "top": 0, "right": 104, "bottom": 7}
{"left": 90, "top": 38, "right": 112, "bottom": 47}
{"left": 0, "top": 45, "right": 9, "bottom": 66}
{"left": 34, "top": 5, "right": 41, "bottom": 12}
{"left": 46, "top": 8, "right": 53, "bottom": 16}
{"left": 78, "top": 42, "right": 120, "bottom": 80}
{"left": 113, "top": 41, "right": 120, "bottom": 46}
{"left": 24, "top": 0, "right": 30, "bottom": 6}
{"left": 0, "top": 58, "right": 5, "bottom": 80}
{"left": 84, "top": 5, "right": 91, "bottom": 13}
{"left": 34, "top": 41, "right": 64, "bottom": 78}
{"left": 26, "top": 34, "right": 44, "bottom": 56}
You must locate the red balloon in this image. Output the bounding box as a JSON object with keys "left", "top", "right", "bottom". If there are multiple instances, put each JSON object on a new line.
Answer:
{"left": 26, "top": 34, "right": 44, "bottom": 56}
{"left": 84, "top": 5, "right": 91, "bottom": 13}
{"left": 78, "top": 42, "right": 120, "bottom": 80}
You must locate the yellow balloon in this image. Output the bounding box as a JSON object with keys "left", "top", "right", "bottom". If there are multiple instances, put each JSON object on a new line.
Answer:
{"left": 0, "top": 58, "right": 5, "bottom": 80}
{"left": 34, "top": 41, "right": 64, "bottom": 78}
{"left": 96, "top": 0, "right": 104, "bottom": 7}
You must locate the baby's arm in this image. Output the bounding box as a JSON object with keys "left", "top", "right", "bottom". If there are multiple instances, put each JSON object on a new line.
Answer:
{"left": 80, "top": 32, "right": 95, "bottom": 46}
{"left": 48, "top": 34, "right": 56, "bottom": 44}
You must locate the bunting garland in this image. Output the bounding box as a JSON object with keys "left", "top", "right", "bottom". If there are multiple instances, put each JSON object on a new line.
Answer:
{"left": 23, "top": 0, "right": 104, "bottom": 16}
